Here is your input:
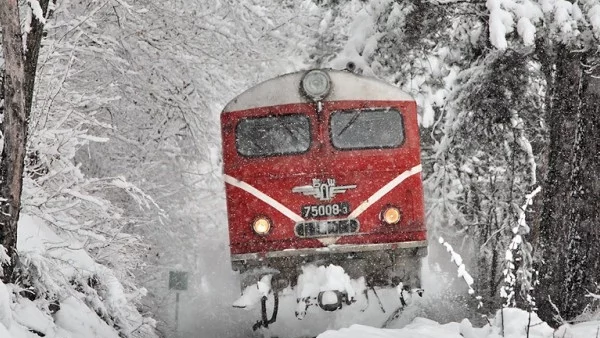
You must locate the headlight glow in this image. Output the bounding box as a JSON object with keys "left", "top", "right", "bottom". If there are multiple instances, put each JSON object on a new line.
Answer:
{"left": 382, "top": 206, "right": 401, "bottom": 225}
{"left": 301, "top": 70, "right": 331, "bottom": 101}
{"left": 252, "top": 217, "right": 272, "bottom": 235}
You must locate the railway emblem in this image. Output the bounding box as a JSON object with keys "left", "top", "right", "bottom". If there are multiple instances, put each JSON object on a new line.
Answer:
{"left": 292, "top": 178, "right": 356, "bottom": 201}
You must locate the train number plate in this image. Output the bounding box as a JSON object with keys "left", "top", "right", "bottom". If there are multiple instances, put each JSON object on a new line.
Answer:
{"left": 295, "top": 219, "right": 360, "bottom": 238}
{"left": 301, "top": 202, "right": 350, "bottom": 218}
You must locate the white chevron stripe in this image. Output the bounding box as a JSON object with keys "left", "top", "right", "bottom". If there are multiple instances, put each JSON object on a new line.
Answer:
{"left": 224, "top": 174, "right": 305, "bottom": 222}
{"left": 348, "top": 164, "right": 422, "bottom": 219}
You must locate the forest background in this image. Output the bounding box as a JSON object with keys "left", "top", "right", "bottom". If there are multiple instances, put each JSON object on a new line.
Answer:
{"left": 0, "top": 0, "right": 599, "bottom": 337}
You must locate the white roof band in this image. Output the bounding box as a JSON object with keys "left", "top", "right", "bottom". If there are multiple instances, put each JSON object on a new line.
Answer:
{"left": 223, "top": 70, "right": 414, "bottom": 113}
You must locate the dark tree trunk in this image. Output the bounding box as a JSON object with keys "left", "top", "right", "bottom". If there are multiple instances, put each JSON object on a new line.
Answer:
{"left": 0, "top": 0, "right": 29, "bottom": 282}
{"left": 537, "top": 44, "right": 600, "bottom": 325}
{"left": 562, "top": 56, "right": 600, "bottom": 318}
{"left": 536, "top": 44, "right": 582, "bottom": 325}
{"left": 23, "top": 0, "right": 51, "bottom": 114}
{"left": 0, "top": 0, "right": 50, "bottom": 283}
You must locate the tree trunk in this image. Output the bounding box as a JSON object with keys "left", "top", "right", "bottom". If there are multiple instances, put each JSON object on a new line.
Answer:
{"left": 537, "top": 44, "right": 600, "bottom": 324}
{"left": 0, "top": 0, "right": 50, "bottom": 282}
{"left": 0, "top": 0, "right": 29, "bottom": 282}
{"left": 536, "top": 43, "right": 581, "bottom": 325}
{"left": 561, "top": 55, "right": 600, "bottom": 319}
{"left": 23, "top": 0, "right": 51, "bottom": 114}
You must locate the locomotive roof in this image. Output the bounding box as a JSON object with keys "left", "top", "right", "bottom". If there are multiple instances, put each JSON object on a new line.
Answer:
{"left": 222, "top": 69, "right": 414, "bottom": 113}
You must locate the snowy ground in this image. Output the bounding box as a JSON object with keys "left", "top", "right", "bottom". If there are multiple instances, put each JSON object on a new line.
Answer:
{"left": 0, "top": 215, "right": 155, "bottom": 338}
{"left": 317, "top": 308, "right": 600, "bottom": 338}
{"left": 247, "top": 289, "right": 600, "bottom": 338}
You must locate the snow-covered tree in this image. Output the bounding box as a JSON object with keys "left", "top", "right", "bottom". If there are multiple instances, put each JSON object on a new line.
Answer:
{"left": 0, "top": 0, "right": 172, "bottom": 336}
{"left": 482, "top": 0, "right": 600, "bottom": 323}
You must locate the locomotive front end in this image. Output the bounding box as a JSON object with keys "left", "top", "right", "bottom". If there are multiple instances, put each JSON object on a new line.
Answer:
{"left": 221, "top": 69, "right": 427, "bottom": 321}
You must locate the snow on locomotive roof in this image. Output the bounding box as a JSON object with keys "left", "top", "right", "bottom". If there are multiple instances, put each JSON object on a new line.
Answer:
{"left": 222, "top": 69, "right": 414, "bottom": 113}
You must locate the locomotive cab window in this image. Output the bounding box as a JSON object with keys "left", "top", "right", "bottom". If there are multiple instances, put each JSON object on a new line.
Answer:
{"left": 236, "top": 114, "right": 311, "bottom": 157}
{"left": 330, "top": 108, "right": 404, "bottom": 150}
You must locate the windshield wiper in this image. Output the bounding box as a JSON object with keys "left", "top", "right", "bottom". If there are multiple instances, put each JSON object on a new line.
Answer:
{"left": 336, "top": 110, "right": 361, "bottom": 137}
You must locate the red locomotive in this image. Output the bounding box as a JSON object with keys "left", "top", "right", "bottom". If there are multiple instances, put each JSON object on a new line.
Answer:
{"left": 221, "top": 69, "right": 427, "bottom": 325}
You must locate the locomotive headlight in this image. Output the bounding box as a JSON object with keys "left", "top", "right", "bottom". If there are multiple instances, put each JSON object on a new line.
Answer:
{"left": 301, "top": 70, "right": 331, "bottom": 101}
{"left": 252, "top": 217, "right": 272, "bottom": 235}
{"left": 382, "top": 206, "right": 401, "bottom": 225}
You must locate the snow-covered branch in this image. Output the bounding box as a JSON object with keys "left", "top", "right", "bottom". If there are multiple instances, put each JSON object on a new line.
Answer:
{"left": 500, "top": 186, "right": 541, "bottom": 308}
{"left": 438, "top": 237, "right": 483, "bottom": 308}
